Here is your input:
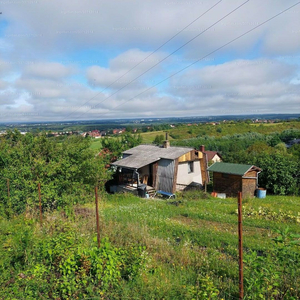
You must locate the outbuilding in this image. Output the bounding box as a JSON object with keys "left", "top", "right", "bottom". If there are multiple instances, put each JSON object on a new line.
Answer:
{"left": 111, "top": 140, "right": 208, "bottom": 196}
{"left": 207, "top": 162, "right": 262, "bottom": 198}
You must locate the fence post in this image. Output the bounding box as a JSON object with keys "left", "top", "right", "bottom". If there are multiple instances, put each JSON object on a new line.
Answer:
{"left": 38, "top": 183, "right": 42, "bottom": 225}
{"left": 7, "top": 179, "right": 10, "bottom": 199}
{"left": 238, "top": 191, "right": 244, "bottom": 299}
{"left": 95, "top": 186, "right": 101, "bottom": 248}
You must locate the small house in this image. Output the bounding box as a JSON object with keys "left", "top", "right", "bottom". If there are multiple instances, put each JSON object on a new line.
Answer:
{"left": 111, "top": 141, "right": 208, "bottom": 196}
{"left": 207, "top": 162, "right": 262, "bottom": 198}
{"left": 200, "top": 145, "right": 222, "bottom": 163}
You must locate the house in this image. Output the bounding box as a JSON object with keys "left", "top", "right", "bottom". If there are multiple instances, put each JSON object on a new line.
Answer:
{"left": 199, "top": 145, "right": 222, "bottom": 183}
{"left": 207, "top": 162, "right": 262, "bottom": 198}
{"left": 112, "top": 128, "right": 126, "bottom": 135}
{"left": 111, "top": 139, "right": 208, "bottom": 196}
{"left": 199, "top": 145, "right": 222, "bottom": 163}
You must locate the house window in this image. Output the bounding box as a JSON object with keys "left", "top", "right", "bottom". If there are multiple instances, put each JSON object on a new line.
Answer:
{"left": 188, "top": 161, "right": 194, "bottom": 173}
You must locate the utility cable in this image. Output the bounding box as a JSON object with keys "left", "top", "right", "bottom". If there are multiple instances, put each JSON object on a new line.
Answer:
{"left": 62, "top": 0, "right": 223, "bottom": 121}
{"left": 69, "top": 0, "right": 249, "bottom": 120}
{"left": 110, "top": 1, "right": 300, "bottom": 112}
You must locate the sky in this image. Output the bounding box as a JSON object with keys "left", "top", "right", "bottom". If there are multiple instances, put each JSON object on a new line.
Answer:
{"left": 0, "top": 0, "right": 299, "bottom": 122}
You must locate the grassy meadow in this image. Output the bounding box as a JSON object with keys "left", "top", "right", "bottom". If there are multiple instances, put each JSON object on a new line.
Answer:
{"left": 1, "top": 191, "right": 299, "bottom": 299}
{"left": 139, "top": 131, "right": 174, "bottom": 144}
{"left": 90, "top": 138, "right": 104, "bottom": 150}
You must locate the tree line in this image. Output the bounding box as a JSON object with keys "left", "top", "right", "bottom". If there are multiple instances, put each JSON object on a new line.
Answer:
{"left": 0, "top": 130, "right": 110, "bottom": 216}
{"left": 172, "top": 129, "right": 300, "bottom": 195}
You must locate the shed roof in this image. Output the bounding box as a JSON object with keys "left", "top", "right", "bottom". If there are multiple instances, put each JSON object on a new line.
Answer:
{"left": 207, "top": 162, "right": 261, "bottom": 176}
{"left": 111, "top": 144, "right": 194, "bottom": 169}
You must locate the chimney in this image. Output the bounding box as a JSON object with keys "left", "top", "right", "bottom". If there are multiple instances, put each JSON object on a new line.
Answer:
{"left": 163, "top": 132, "right": 170, "bottom": 148}
{"left": 200, "top": 145, "right": 205, "bottom": 152}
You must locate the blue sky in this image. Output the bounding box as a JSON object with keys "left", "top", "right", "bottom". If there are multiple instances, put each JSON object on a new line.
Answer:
{"left": 0, "top": 0, "right": 299, "bottom": 122}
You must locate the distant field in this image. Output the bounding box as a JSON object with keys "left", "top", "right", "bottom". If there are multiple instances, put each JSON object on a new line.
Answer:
{"left": 167, "top": 121, "right": 300, "bottom": 140}
{"left": 250, "top": 122, "right": 283, "bottom": 126}
{"left": 90, "top": 138, "right": 103, "bottom": 150}
{"left": 140, "top": 130, "right": 173, "bottom": 144}
{"left": 89, "top": 120, "right": 300, "bottom": 150}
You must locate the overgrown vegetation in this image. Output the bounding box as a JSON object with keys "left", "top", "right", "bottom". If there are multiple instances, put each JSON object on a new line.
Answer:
{"left": 0, "top": 192, "right": 299, "bottom": 299}
{"left": 0, "top": 130, "right": 110, "bottom": 216}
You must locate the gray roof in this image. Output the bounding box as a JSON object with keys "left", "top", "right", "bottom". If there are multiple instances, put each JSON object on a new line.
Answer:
{"left": 207, "top": 162, "right": 261, "bottom": 176}
{"left": 111, "top": 144, "right": 194, "bottom": 169}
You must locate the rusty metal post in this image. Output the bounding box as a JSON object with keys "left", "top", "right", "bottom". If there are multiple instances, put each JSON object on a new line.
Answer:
{"left": 7, "top": 178, "right": 10, "bottom": 199}
{"left": 38, "top": 183, "right": 42, "bottom": 225}
{"left": 238, "top": 192, "right": 244, "bottom": 299}
{"left": 95, "top": 186, "right": 101, "bottom": 248}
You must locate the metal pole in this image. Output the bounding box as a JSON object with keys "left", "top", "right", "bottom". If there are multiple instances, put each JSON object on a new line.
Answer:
{"left": 95, "top": 186, "right": 101, "bottom": 248}
{"left": 7, "top": 178, "right": 10, "bottom": 199}
{"left": 38, "top": 183, "right": 42, "bottom": 225}
{"left": 238, "top": 191, "right": 244, "bottom": 299}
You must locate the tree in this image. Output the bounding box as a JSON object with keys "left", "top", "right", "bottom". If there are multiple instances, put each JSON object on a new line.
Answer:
{"left": 101, "top": 133, "right": 143, "bottom": 161}
{"left": 252, "top": 153, "right": 299, "bottom": 195}
{"left": 0, "top": 131, "right": 110, "bottom": 215}
{"left": 152, "top": 134, "right": 164, "bottom": 145}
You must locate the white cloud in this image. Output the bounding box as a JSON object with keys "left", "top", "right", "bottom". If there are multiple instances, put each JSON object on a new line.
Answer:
{"left": 0, "top": 59, "right": 11, "bottom": 76}
{"left": 86, "top": 49, "right": 167, "bottom": 90}
{"left": 0, "top": 0, "right": 300, "bottom": 121}
{"left": 2, "top": 0, "right": 299, "bottom": 59}
{"left": 167, "top": 58, "right": 300, "bottom": 115}
{"left": 23, "top": 62, "right": 76, "bottom": 80}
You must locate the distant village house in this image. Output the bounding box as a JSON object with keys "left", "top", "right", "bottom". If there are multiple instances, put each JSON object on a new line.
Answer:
{"left": 200, "top": 145, "right": 222, "bottom": 163}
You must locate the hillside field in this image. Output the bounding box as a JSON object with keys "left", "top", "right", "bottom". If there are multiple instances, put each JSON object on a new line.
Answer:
{"left": 1, "top": 192, "right": 299, "bottom": 299}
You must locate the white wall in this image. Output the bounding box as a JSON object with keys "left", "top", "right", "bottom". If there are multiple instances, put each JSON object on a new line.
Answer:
{"left": 212, "top": 154, "right": 222, "bottom": 163}
{"left": 177, "top": 160, "right": 202, "bottom": 187}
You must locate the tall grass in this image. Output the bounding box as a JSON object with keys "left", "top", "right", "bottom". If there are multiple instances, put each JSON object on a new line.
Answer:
{"left": 1, "top": 191, "right": 299, "bottom": 299}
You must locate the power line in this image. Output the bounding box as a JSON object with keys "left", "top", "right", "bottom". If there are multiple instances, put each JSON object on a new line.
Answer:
{"left": 77, "top": 0, "right": 249, "bottom": 118}
{"left": 110, "top": 1, "right": 300, "bottom": 113}
{"left": 68, "top": 0, "right": 250, "bottom": 120}
{"left": 62, "top": 0, "right": 223, "bottom": 121}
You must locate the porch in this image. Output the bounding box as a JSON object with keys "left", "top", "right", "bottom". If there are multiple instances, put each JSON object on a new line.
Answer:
{"left": 115, "top": 183, "right": 156, "bottom": 197}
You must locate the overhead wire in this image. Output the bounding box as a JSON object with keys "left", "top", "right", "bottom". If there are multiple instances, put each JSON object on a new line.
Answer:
{"left": 61, "top": 0, "right": 223, "bottom": 121}
{"left": 110, "top": 1, "right": 300, "bottom": 112}
{"left": 67, "top": 0, "right": 250, "bottom": 120}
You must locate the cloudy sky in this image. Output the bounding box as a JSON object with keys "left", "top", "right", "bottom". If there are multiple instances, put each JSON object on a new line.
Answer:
{"left": 0, "top": 0, "right": 299, "bottom": 122}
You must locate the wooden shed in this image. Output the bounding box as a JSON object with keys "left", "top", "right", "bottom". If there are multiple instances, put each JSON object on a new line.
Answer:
{"left": 111, "top": 143, "right": 208, "bottom": 195}
{"left": 207, "top": 162, "right": 262, "bottom": 198}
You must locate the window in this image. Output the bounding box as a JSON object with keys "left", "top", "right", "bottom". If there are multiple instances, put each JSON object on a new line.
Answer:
{"left": 188, "top": 161, "right": 194, "bottom": 173}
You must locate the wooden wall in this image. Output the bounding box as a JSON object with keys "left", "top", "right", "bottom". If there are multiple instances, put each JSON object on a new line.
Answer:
{"left": 242, "top": 178, "right": 257, "bottom": 198}
{"left": 156, "top": 159, "right": 175, "bottom": 194}
{"left": 213, "top": 172, "right": 258, "bottom": 198}
{"left": 178, "top": 150, "right": 202, "bottom": 163}
{"left": 213, "top": 173, "right": 242, "bottom": 197}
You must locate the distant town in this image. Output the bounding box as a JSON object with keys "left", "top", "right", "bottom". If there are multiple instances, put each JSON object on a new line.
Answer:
{"left": 0, "top": 113, "right": 299, "bottom": 137}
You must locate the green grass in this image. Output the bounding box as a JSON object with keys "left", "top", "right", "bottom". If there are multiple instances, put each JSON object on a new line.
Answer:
{"left": 1, "top": 192, "right": 299, "bottom": 299}
{"left": 168, "top": 121, "right": 300, "bottom": 140}
{"left": 90, "top": 138, "right": 103, "bottom": 150}
{"left": 250, "top": 122, "right": 283, "bottom": 126}
{"left": 140, "top": 130, "right": 174, "bottom": 144}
